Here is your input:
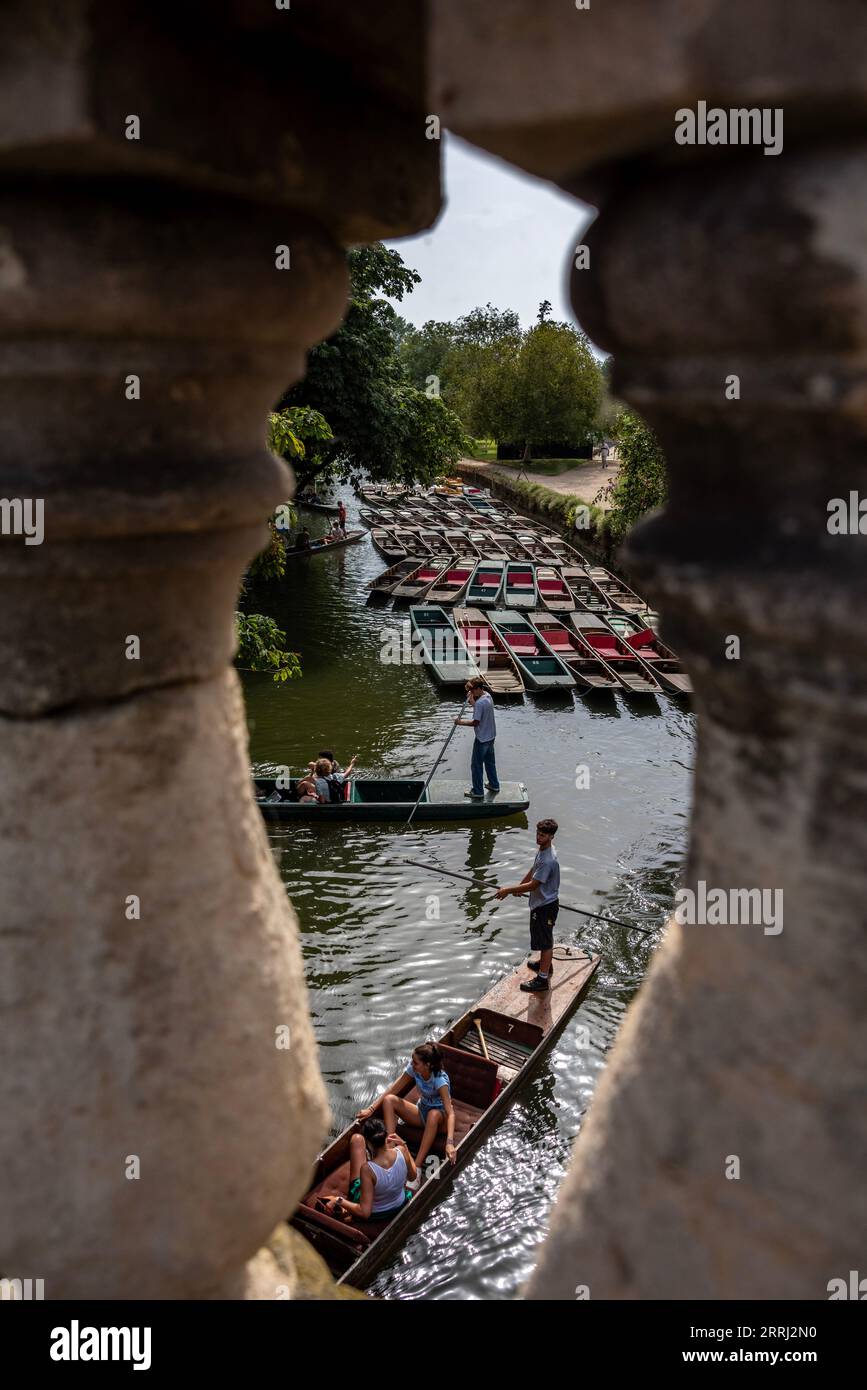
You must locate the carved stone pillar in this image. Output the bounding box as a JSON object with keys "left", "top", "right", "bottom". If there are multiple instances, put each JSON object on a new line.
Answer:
{"left": 522, "top": 149, "right": 867, "bottom": 1299}
{"left": 0, "top": 2, "right": 437, "bottom": 1298}
{"left": 431, "top": 0, "right": 867, "bottom": 1300}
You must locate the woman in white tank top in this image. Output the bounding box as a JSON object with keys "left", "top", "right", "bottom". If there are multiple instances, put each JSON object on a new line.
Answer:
{"left": 324, "top": 1117, "right": 417, "bottom": 1223}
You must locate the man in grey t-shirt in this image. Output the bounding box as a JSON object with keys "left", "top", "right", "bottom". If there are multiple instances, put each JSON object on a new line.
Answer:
{"left": 494, "top": 818, "right": 560, "bottom": 992}
{"left": 454, "top": 677, "right": 500, "bottom": 799}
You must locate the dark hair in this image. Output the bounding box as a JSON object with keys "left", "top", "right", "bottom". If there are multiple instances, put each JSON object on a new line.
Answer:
{"left": 537, "top": 818, "right": 559, "bottom": 836}
{"left": 361, "top": 1116, "right": 388, "bottom": 1151}
{"left": 319, "top": 749, "right": 335, "bottom": 761}
{"left": 413, "top": 1042, "right": 443, "bottom": 1073}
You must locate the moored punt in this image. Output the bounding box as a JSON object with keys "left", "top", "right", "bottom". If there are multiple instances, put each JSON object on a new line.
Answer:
{"left": 542, "top": 536, "right": 589, "bottom": 566}
{"left": 370, "top": 527, "right": 406, "bottom": 562}
{"left": 453, "top": 606, "right": 525, "bottom": 698}
{"left": 528, "top": 612, "right": 621, "bottom": 692}
{"left": 485, "top": 532, "right": 524, "bottom": 560}
{"left": 409, "top": 604, "right": 481, "bottom": 686}
{"left": 284, "top": 529, "right": 365, "bottom": 558}
{"left": 585, "top": 565, "right": 648, "bottom": 614}
{"left": 569, "top": 612, "right": 661, "bottom": 694}
{"left": 503, "top": 562, "right": 538, "bottom": 609}
{"left": 256, "top": 775, "right": 528, "bottom": 821}
{"left": 289, "top": 950, "right": 599, "bottom": 1289}
{"left": 561, "top": 567, "right": 612, "bottom": 613}
{"left": 465, "top": 560, "right": 506, "bottom": 608}
{"left": 296, "top": 495, "right": 341, "bottom": 515}
{"left": 603, "top": 614, "right": 692, "bottom": 694}
{"left": 534, "top": 566, "right": 573, "bottom": 612}
{"left": 391, "top": 556, "right": 452, "bottom": 603}
{"left": 424, "top": 557, "right": 478, "bottom": 606}
{"left": 489, "top": 609, "right": 575, "bottom": 691}
{"left": 416, "top": 527, "right": 452, "bottom": 552}
{"left": 366, "top": 556, "right": 423, "bottom": 601}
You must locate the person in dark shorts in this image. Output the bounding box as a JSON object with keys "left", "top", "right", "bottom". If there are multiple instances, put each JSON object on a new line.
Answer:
{"left": 494, "top": 818, "right": 560, "bottom": 992}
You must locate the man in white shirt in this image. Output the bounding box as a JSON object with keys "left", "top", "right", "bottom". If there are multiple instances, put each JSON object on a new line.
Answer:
{"left": 454, "top": 677, "right": 500, "bottom": 799}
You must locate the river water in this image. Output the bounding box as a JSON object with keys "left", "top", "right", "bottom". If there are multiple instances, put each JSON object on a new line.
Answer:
{"left": 241, "top": 494, "right": 695, "bottom": 1300}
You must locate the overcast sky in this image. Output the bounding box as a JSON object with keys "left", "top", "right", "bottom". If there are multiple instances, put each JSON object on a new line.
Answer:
{"left": 385, "top": 133, "right": 597, "bottom": 339}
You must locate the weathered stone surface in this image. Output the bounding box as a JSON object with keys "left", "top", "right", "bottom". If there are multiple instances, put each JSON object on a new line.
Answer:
{"left": 524, "top": 149, "right": 867, "bottom": 1298}
{"left": 0, "top": 1, "right": 439, "bottom": 242}
{"left": 431, "top": 0, "right": 867, "bottom": 196}
{"left": 0, "top": 672, "right": 328, "bottom": 1298}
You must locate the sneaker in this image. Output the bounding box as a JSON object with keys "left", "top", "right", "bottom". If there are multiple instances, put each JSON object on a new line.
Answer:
{"left": 526, "top": 959, "right": 554, "bottom": 977}
{"left": 464, "top": 790, "right": 484, "bottom": 799}
{"left": 520, "top": 975, "right": 550, "bottom": 993}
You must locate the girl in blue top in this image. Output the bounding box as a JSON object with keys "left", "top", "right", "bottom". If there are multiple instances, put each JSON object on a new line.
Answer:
{"left": 357, "top": 1042, "right": 456, "bottom": 1170}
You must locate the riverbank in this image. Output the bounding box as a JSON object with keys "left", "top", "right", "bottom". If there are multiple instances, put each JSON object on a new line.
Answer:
{"left": 456, "top": 459, "right": 617, "bottom": 565}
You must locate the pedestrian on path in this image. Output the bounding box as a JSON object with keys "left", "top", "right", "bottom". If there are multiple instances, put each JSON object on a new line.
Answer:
{"left": 454, "top": 677, "right": 500, "bottom": 799}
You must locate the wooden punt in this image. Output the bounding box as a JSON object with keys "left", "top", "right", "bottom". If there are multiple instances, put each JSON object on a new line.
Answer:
{"left": 569, "top": 612, "right": 662, "bottom": 694}
{"left": 503, "top": 562, "right": 538, "bottom": 609}
{"left": 424, "top": 557, "right": 478, "bottom": 606}
{"left": 465, "top": 560, "right": 506, "bottom": 608}
{"left": 284, "top": 529, "right": 365, "bottom": 558}
{"left": 485, "top": 532, "right": 525, "bottom": 560}
{"left": 542, "top": 536, "right": 589, "bottom": 566}
{"left": 297, "top": 496, "right": 341, "bottom": 515}
{"left": 561, "top": 567, "right": 612, "bottom": 613}
{"left": 290, "top": 950, "right": 600, "bottom": 1289}
{"left": 585, "top": 566, "right": 649, "bottom": 614}
{"left": 603, "top": 614, "right": 692, "bottom": 694}
{"left": 391, "top": 556, "right": 452, "bottom": 604}
{"left": 488, "top": 610, "right": 575, "bottom": 691}
{"left": 366, "top": 557, "right": 424, "bottom": 601}
{"left": 453, "top": 606, "right": 525, "bottom": 697}
{"left": 409, "top": 605, "right": 481, "bottom": 686}
{"left": 416, "top": 527, "right": 452, "bottom": 552}
{"left": 370, "top": 527, "right": 406, "bottom": 562}
{"left": 527, "top": 612, "right": 621, "bottom": 692}
{"left": 255, "top": 776, "right": 529, "bottom": 822}
{"left": 534, "top": 566, "right": 574, "bottom": 612}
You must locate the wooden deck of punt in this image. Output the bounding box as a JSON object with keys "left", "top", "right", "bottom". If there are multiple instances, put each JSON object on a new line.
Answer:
{"left": 535, "top": 566, "right": 574, "bottom": 611}
{"left": 424, "top": 557, "right": 477, "bottom": 605}
{"left": 528, "top": 611, "right": 622, "bottom": 692}
{"left": 603, "top": 613, "right": 692, "bottom": 695}
{"left": 255, "top": 776, "right": 529, "bottom": 821}
{"left": 585, "top": 565, "right": 649, "bottom": 614}
{"left": 569, "top": 612, "right": 662, "bottom": 694}
{"left": 290, "top": 950, "right": 600, "bottom": 1289}
{"left": 390, "top": 557, "right": 451, "bottom": 603}
{"left": 283, "top": 530, "right": 365, "bottom": 558}
{"left": 453, "top": 606, "right": 525, "bottom": 697}
{"left": 366, "top": 556, "right": 423, "bottom": 600}
{"left": 561, "top": 566, "right": 613, "bottom": 613}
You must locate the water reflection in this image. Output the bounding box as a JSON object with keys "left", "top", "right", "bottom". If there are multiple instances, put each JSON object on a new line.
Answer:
{"left": 241, "top": 488, "right": 695, "bottom": 1299}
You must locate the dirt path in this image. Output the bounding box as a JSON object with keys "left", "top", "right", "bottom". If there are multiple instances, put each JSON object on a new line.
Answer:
{"left": 459, "top": 458, "right": 620, "bottom": 510}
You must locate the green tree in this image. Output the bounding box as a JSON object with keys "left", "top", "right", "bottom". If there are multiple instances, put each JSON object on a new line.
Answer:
{"left": 280, "top": 244, "right": 468, "bottom": 486}
{"left": 500, "top": 316, "right": 603, "bottom": 455}
{"left": 235, "top": 612, "right": 301, "bottom": 683}
{"left": 266, "top": 405, "right": 334, "bottom": 496}
{"left": 607, "top": 408, "right": 668, "bottom": 540}
{"left": 443, "top": 304, "right": 522, "bottom": 435}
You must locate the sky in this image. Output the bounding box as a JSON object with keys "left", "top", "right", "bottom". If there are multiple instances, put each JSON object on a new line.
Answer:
{"left": 385, "top": 133, "right": 596, "bottom": 336}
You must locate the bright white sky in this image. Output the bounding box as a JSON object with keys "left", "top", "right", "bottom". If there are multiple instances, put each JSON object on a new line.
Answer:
{"left": 386, "top": 133, "right": 597, "bottom": 338}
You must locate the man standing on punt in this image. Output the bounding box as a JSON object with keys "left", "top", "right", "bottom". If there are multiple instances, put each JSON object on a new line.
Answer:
{"left": 494, "top": 818, "right": 560, "bottom": 993}
{"left": 454, "top": 677, "right": 500, "bottom": 800}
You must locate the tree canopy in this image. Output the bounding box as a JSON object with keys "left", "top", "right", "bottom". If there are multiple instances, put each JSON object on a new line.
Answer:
{"left": 606, "top": 409, "right": 668, "bottom": 541}
{"left": 278, "top": 244, "right": 468, "bottom": 489}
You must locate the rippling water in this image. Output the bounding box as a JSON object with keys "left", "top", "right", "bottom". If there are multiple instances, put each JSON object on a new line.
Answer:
{"left": 242, "top": 493, "right": 695, "bottom": 1299}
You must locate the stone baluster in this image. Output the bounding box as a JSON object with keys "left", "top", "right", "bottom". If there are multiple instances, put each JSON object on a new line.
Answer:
{"left": 0, "top": 2, "right": 437, "bottom": 1298}
{"left": 525, "top": 151, "right": 867, "bottom": 1298}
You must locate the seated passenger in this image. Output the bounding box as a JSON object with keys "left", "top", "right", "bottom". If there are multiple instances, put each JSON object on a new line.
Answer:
{"left": 321, "top": 1117, "right": 416, "bottom": 1224}
{"left": 356, "top": 1043, "right": 456, "bottom": 1169}
{"left": 294, "top": 771, "right": 319, "bottom": 803}
{"left": 312, "top": 757, "right": 333, "bottom": 802}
